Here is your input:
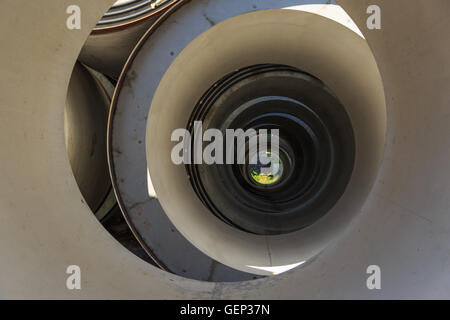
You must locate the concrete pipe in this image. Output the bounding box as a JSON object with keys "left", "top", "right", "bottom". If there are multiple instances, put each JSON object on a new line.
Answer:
{"left": 0, "top": 0, "right": 449, "bottom": 299}
{"left": 142, "top": 1, "right": 386, "bottom": 276}
{"left": 78, "top": 0, "right": 178, "bottom": 78}
{"left": 65, "top": 62, "right": 116, "bottom": 220}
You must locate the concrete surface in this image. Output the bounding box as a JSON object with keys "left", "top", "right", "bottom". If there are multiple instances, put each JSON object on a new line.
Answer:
{"left": 0, "top": 0, "right": 449, "bottom": 298}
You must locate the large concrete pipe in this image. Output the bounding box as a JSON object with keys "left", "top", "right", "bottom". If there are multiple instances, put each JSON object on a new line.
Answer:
{"left": 65, "top": 63, "right": 115, "bottom": 220}
{"left": 0, "top": 0, "right": 449, "bottom": 299}
{"left": 78, "top": 0, "right": 178, "bottom": 78}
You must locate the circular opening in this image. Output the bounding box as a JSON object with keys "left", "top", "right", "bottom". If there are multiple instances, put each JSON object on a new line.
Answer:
{"left": 185, "top": 64, "right": 355, "bottom": 235}
{"left": 146, "top": 6, "right": 386, "bottom": 275}
{"left": 247, "top": 150, "right": 284, "bottom": 187}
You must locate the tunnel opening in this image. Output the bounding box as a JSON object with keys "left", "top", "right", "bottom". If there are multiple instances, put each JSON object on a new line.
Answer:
{"left": 185, "top": 64, "right": 356, "bottom": 235}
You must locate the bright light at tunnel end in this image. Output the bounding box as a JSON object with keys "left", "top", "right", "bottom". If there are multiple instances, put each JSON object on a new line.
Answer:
{"left": 247, "top": 261, "right": 306, "bottom": 275}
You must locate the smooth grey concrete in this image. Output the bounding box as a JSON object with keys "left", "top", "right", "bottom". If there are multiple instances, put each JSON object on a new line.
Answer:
{"left": 65, "top": 63, "right": 111, "bottom": 214}
{"left": 0, "top": 0, "right": 449, "bottom": 298}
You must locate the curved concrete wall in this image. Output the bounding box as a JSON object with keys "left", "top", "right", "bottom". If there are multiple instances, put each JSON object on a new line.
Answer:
{"left": 0, "top": 0, "right": 449, "bottom": 298}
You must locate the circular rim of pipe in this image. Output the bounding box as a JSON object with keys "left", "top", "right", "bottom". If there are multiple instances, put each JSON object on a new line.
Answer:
{"left": 107, "top": 0, "right": 188, "bottom": 271}
{"left": 92, "top": 0, "right": 179, "bottom": 34}
{"left": 85, "top": 66, "right": 119, "bottom": 222}
{"left": 145, "top": 8, "right": 387, "bottom": 275}
{"left": 65, "top": 63, "right": 112, "bottom": 217}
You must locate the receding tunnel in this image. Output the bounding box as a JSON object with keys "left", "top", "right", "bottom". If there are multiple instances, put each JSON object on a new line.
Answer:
{"left": 185, "top": 64, "right": 356, "bottom": 236}
{"left": 145, "top": 4, "right": 386, "bottom": 275}
{"left": 0, "top": 0, "right": 449, "bottom": 298}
